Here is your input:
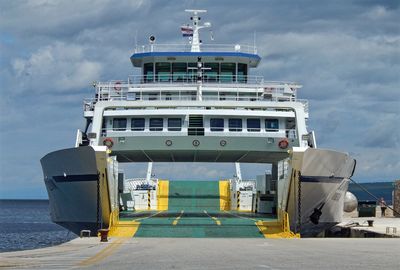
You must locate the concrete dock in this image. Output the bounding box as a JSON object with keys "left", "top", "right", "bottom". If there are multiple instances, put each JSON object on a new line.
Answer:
{"left": 335, "top": 206, "right": 400, "bottom": 237}
{"left": 1, "top": 237, "right": 399, "bottom": 269}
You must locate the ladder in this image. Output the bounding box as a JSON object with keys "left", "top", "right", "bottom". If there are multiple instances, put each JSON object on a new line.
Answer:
{"left": 188, "top": 115, "right": 204, "bottom": 136}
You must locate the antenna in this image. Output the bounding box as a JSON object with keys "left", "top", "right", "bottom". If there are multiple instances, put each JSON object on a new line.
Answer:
{"left": 253, "top": 31, "right": 257, "bottom": 54}
{"left": 184, "top": 9, "right": 211, "bottom": 52}
{"left": 134, "top": 30, "right": 138, "bottom": 52}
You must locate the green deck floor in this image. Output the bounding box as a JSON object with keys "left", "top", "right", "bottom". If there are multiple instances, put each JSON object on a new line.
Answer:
{"left": 168, "top": 181, "right": 220, "bottom": 211}
{"left": 119, "top": 181, "right": 276, "bottom": 238}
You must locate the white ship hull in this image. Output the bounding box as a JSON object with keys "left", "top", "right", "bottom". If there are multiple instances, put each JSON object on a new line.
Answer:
{"left": 286, "top": 148, "right": 356, "bottom": 236}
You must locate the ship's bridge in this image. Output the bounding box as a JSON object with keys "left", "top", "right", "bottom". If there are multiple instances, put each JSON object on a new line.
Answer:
{"left": 130, "top": 45, "right": 260, "bottom": 85}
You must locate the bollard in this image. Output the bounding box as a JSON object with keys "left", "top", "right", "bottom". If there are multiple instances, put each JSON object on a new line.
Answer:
{"left": 80, "top": 230, "right": 91, "bottom": 238}
{"left": 98, "top": 229, "right": 109, "bottom": 242}
{"left": 367, "top": 220, "right": 374, "bottom": 227}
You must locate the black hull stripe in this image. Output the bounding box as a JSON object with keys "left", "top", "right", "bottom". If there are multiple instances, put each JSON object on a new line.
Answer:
{"left": 300, "top": 176, "right": 344, "bottom": 183}
{"left": 53, "top": 174, "right": 99, "bottom": 182}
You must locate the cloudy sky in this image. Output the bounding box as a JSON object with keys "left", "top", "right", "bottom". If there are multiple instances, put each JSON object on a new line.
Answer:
{"left": 0, "top": 0, "right": 399, "bottom": 199}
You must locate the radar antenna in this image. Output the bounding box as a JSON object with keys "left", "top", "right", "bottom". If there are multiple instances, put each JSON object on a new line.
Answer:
{"left": 185, "top": 9, "right": 211, "bottom": 52}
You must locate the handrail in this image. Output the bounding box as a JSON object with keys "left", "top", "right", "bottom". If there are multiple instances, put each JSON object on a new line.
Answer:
{"left": 127, "top": 74, "right": 266, "bottom": 85}
{"left": 134, "top": 43, "right": 257, "bottom": 54}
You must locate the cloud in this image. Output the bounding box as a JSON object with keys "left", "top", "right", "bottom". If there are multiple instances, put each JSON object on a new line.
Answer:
{"left": 0, "top": 0, "right": 399, "bottom": 198}
{"left": 11, "top": 42, "right": 103, "bottom": 93}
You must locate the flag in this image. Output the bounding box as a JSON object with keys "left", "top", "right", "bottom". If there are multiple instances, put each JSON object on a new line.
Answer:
{"left": 181, "top": 25, "right": 193, "bottom": 37}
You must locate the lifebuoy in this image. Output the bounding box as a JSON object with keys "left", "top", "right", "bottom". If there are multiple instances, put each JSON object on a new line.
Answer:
{"left": 103, "top": 138, "right": 114, "bottom": 148}
{"left": 114, "top": 81, "right": 122, "bottom": 92}
{"left": 278, "top": 139, "right": 289, "bottom": 149}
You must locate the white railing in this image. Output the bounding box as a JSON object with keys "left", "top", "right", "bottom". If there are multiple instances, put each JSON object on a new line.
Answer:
{"left": 134, "top": 43, "right": 257, "bottom": 54}
{"left": 83, "top": 76, "right": 303, "bottom": 111}
{"left": 124, "top": 178, "right": 158, "bottom": 192}
{"left": 127, "top": 74, "right": 265, "bottom": 85}
{"left": 297, "top": 99, "right": 309, "bottom": 113}
{"left": 100, "top": 127, "right": 297, "bottom": 139}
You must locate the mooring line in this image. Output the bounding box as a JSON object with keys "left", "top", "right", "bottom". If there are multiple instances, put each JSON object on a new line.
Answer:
{"left": 134, "top": 210, "right": 164, "bottom": 221}
{"left": 223, "top": 210, "right": 259, "bottom": 222}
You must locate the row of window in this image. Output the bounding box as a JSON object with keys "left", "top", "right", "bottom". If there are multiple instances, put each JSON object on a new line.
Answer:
{"left": 143, "top": 62, "right": 248, "bottom": 83}
{"left": 113, "top": 118, "right": 182, "bottom": 131}
{"left": 111, "top": 118, "right": 280, "bottom": 132}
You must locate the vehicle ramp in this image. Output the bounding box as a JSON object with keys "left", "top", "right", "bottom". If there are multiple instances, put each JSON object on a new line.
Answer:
{"left": 109, "top": 180, "right": 298, "bottom": 238}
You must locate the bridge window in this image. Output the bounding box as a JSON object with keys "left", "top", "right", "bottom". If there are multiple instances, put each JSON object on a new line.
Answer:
{"left": 204, "top": 63, "right": 219, "bottom": 82}
{"left": 229, "top": 118, "right": 242, "bottom": 132}
{"left": 220, "top": 63, "right": 236, "bottom": 82}
{"left": 143, "top": 63, "right": 154, "bottom": 82}
{"left": 237, "top": 63, "right": 247, "bottom": 83}
{"left": 131, "top": 118, "right": 145, "bottom": 131}
{"left": 150, "top": 118, "right": 163, "bottom": 131}
{"left": 172, "top": 63, "right": 187, "bottom": 82}
{"left": 187, "top": 62, "right": 197, "bottom": 82}
{"left": 113, "top": 118, "right": 127, "bottom": 131}
{"left": 247, "top": 119, "right": 260, "bottom": 132}
{"left": 168, "top": 118, "right": 182, "bottom": 131}
{"left": 265, "top": 119, "right": 279, "bottom": 131}
{"left": 210, "top": 118, "right": 224, "bottom": 131}
{"left": 155, "top": 62, "right": 171, "bottom": 82}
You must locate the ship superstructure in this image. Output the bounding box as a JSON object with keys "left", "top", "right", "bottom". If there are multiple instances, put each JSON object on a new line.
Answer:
{"left": 41, "top": 10, "right": 355, "bottom": 237}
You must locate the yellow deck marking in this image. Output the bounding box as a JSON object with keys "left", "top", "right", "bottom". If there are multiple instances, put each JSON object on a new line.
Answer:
{"left": 172, "top": 210, "right": 184, "bottom": 225}
{"left": 78, "top": 237, "right": 126, "bottom": 266}
{"left": 203, "top": 210, "right": 221, "bottom": 226}
{"left": 219, "top": 180, "right": 230, "bottom": 210}
{"left": 157, "top": 180, "right": 169, "bottom": 210}
{"left": 109, "top": 221, "right": 140, "bottom": 237}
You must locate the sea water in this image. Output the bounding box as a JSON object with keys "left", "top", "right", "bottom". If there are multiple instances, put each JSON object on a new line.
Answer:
{"left": 348, "top": 182, "right": 394, "bottom": 205}
{"left": 0, "top": 200, "right": 76, "bottom": 252}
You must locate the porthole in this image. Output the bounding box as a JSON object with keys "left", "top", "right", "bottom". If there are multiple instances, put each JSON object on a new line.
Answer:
{"left": 220, "top": 140, "right": 227, "bottom": 146}
{"left": 192, "top": 140, "right": 200, "bottom": 147}
{"left": 165, "top": 140, "right": 172, "bottom": 146}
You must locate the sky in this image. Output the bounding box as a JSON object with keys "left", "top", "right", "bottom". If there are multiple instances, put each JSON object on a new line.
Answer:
{"left": 0, "top": 0, "right": 399, "bottom": 199}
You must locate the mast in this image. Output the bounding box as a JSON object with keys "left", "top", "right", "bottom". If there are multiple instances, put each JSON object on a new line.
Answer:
{"left": 185, "top": 9, "right": 211, "bottom": 52}
{"left": 146, "top": 162, "right": 153, "bottom": 182}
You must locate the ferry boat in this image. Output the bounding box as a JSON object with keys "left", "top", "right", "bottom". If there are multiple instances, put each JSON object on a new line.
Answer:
{"left": 40, "top": 10, "right": 356, "bottom": 237}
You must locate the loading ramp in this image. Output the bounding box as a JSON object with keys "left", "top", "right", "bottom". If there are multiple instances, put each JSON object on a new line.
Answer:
{"left": 109, "top": 180, "right": 298, "bottom": 238}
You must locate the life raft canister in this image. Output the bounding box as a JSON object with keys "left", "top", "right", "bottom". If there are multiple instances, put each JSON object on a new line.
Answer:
{"left": 103, "top": 138, "right": 114, "bottom": 148}
{"left": 278, "top": 138, "right": 289, "bottom": 149}
{"left": 114, "top": 81, "right": 122, "bottom": 92}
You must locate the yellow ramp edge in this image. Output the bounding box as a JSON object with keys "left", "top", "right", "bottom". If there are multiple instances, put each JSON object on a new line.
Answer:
{"left": 157, "top": 180, "right": 169, "bottom": 211}
{"left": 256, "top": 210, "right": 300, "bottom": 239}
{"left": 219, "top": 180, "right": 230, "bottom": 211}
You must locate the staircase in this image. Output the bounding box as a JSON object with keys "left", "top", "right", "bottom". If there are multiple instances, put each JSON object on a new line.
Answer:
{"left": 188, "top": 115, "right": 204, "bottom": 136}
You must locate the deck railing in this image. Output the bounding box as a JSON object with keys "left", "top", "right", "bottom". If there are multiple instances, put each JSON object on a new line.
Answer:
{"left": 134, "top": 43, "right": 257, "bottom": 54}
{"left": 100, "top": 127, "right": 297, "bottom": 140}
{"left": 127, "top": 74, "right": 265, "bottom": 85}
{"left": 82, "top": 75, "right": 306, "bottom": 112}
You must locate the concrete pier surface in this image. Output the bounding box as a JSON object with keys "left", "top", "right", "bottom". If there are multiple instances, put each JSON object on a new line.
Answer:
{"left": 339, "top": 206, "right": 400, "bottom": 237}
{"left": 1, "top": 237, "right": 399, "bottom": 270}
{"left": 338, "top": 217, "right": 400, "bottom": 237}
